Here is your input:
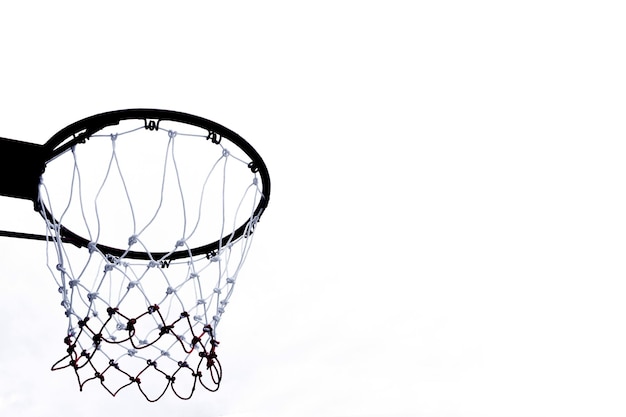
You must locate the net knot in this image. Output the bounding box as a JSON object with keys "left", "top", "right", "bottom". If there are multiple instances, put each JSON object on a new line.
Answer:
{"left": 166, "top": 287, "right": 176, "bottom": 295}
{"left": 126, "top": 319, "right": 137, "bottom": 331}
{"left": 87, "top": 292, "right": 98, "bottom": 301}
{"left": 159, "top": 325, "right": 173, "bottom": 335}
{"left": 226, "top": 277, "right": 235, "bottom": 284}
{"left": 104, "top": 263, "right": 114, "bottom": 272}
{"left": 127, "top": 281, "right": 138, "bottom": 289}
{"left": 213, "top": 288, "right": 221, "bottom": 295}
{"left": 176, "top": 239, "right": 185, "bottom": 247}
{"left": 69, "top": 279, "right": 79, "bottom": 288}
{"left": 128, "top": 235, "right": 138, "bottom": 246}
{"left": 56, "top": 263, "right": 66, "bottom": 272}
{"left": 147, "top": 305, "right": 159, "bottom": 314}
{"left": 148, "top": 260, "right": 159, "bottom": 268}
{"left": 87, "top": 242, "right": 98, "bottom": 253}
{"left": 222, "top": 149, "right": 230, "bottom": 157}
{"left": 110, "top": 133, "right": 118, "bottom": 141}
{"left": 168, "top": 130, "right": 177, "bottom": 139}
{"left": 107, "top": 307, "right": 118, "bottom": 316}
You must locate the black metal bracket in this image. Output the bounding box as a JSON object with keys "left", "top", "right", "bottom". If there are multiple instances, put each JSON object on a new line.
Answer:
{"left": 0, "top": 137, "right": 47, "bottom": 202}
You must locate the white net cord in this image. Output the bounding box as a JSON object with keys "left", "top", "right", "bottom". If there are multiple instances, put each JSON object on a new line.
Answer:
{"left": 37, "top": 120, "right": 264, "bottom": 401}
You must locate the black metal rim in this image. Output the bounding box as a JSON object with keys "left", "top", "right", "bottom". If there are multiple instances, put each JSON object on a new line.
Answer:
{"left": 39, "top": 109, "right": 271, "bottom": 261}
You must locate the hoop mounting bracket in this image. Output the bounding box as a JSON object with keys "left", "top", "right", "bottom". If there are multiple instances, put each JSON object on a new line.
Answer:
{"left": 0, "top": 137, "right": 47, "bottom": 202}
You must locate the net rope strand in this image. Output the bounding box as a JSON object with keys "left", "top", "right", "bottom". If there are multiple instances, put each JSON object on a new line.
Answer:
{"left": 38, "top": 120, "right": 264, "bottom": 401}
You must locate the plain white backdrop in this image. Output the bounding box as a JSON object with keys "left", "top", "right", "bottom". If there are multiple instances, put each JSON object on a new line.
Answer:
{"left": 1, "top": 1, "right": 626, "bottom": 416}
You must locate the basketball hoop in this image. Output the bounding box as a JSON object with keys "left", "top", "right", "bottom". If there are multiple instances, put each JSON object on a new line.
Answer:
{"left": 0, "top": 109, "right": 271, "bottom": 401}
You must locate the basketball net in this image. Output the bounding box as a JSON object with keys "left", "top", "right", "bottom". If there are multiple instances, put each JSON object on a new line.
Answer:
{"left": 37, "top": 119, "right": 265, "bottom": 401}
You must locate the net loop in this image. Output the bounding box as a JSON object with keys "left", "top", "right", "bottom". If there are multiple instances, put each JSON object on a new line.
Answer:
{"left": 207, "top": 131, "right": 221, "bottom": 144}
{"left": 144, "top": 119, "right": 160, "bottom": 131}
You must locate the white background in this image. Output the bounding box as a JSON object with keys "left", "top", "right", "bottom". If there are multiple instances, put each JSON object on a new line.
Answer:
{"left": 1, "top": 1, "right": 625, "bottom": 416}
